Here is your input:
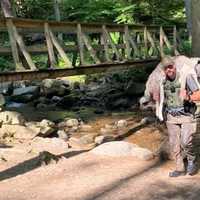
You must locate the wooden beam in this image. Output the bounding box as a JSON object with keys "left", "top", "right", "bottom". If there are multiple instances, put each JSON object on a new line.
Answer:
{"left": 144, "top": 27, "right": 148, "bottom": 58}
{"left": 173, "top": 26, "right": 180, "bottom": 56}
{"left": 160, "top": 27, "right": 164, "bottom": 58}
{"left": 81, "top": 33, "right": 101, "bottom": 64}
{"left": 44, "top": 23, "right": 56, "bottom": 68}
{"left": 9, "top": 20, "right": 37, "bottom": 70}
{"left": 0, "top": 18, "right": 175, "bottom": 33}
{"left": 6, "top": 19, "right": 24, "bottom": 71}
{"left": 49, "top": 28, "right": 72, "bottom": 67}
{"left": 146, "top": 29, "right": 158, "bottom": 56}
{"left": 0, "top": 59, "right": 159, "bottom": 82}
{"left": 123, "top": 26, "right": 131, "bottom": 59}
{"left": 102, "top": 25, "right": 120, "bottom": 61}
{"left": 77, "top": 24, "right": 85, "bottom": 65}
{"left": 101, "top": 27, "right": 111, "bottom": 62}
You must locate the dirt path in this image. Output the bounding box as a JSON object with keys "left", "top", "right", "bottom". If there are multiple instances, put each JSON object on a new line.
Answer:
{"left": 0, "top": 151, "right": 200, "bottom": 200}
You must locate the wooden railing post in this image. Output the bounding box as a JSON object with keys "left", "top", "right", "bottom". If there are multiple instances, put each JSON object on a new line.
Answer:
{"left": 160, "top": 26, "right": 164, "bottom": 58}
{"left": 173, "top": 26, "right": 179, "bottom": 56}
{"left": 6, "top": 19, "right": 24, "bottom": 71}
{"left": 44, "top": 23, "right": 56, "bottom": 68}
{"left": 77, "top": 24, "right": 85, "bottom": 65}
{"left": 144, "top": 26, "right": 148, "bottom": 58}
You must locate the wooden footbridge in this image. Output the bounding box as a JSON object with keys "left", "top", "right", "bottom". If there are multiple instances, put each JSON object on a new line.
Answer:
{"left": 0, "top": 18, "right": 186, "bottom": 81}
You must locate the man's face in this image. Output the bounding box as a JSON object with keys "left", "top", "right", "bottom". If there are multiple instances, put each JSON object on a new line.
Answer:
{"left": 164, "top": 64, "right": 176, "bottom": 80}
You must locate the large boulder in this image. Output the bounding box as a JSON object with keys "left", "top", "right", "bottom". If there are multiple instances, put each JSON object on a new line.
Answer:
{"left": 30, "top": 137, "right": 68, "bottom": 154}
{"left": 41, "top": 79, "right": 71, "bottom": 97}
{"left": 91, "top": 141, "right": 154, "bottom": 160}
{"left": 0, "top": 124, "right": 39, "bottom": 139}
{"left": 26, "top": 119, "right": 56, "bottom": 137}
{"left": 0, "top": 111, "right": 25, "bottom": 125}
{"left": 11, "top": 86, "right": 40, "bottom": 103}
{"left": 12, "top": 86, "right": 39, "bottom": 96}
{"left": 57, "top": 93, "right": 80, "bottom": 108}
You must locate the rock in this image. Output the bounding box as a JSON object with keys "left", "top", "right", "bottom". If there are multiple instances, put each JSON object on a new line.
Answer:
{"left": 39, "top": 126, "right": 55, "bottom": 137}
{"left": 38, "top": 119, "right": 55, "bottom": 137}
{"left": 116, "top": 120, "right": 128, "bottom": 128}
{"left": 66, "top": 119, "right": 79, "bottom": 127}
{"left": 79, "top": 134, "right": 95, "bottom": 145}
{"left": 25, "top": 122, "right": 41, "bottom": 135}
{"left": 11, "top": 94, "right": 35, "bottom": 103}
{"left": 91, "top": 141, "right": 138, "bottom": 156}
{"left": 0, "top": 94, "right": 5, "bottom": 106}
{"left": 100, "top": 128, "right": 115, "bottom": 135}
{"left": 0, "top": 124, "right": 38, "bottom": 139}
{"left": 51, "top": 96, "right": 62, "bottom": 103}
{"left": 40, "top": 119, "right": 55, "bottom": 128}
{"left": 91, "top": 141, "right": 154, "bottom": 160}
{"left": 36, "top": 103, "right": 48, "bottom": 110}
{"left": 94, "top": 135, "right": 115, "bottom": 145}
{"left": 0, "top": 111, "right": 25, "bottom": 125}
{"left": 79, "top": 125, "right": 93, "bottom": 132}
{"left": 30, "top": 137, "right": 68, "bottom": 154}
{"left": 57, "top": 94, "right": 80, "bottom": 108}
{"left": 105, "top": 124, "right": 114, "bottom": 129}
{"left": 13, "top": 86, "right": 39, "bottom": 96}
{"left": 112, "top": 98, "right": 130, "bottom": 109}
{"left": 41, "top": 79, "right": 71, "bottom": 97}
{"left": 57, "top": 130, "right": 68, "bottom": 141}
{"left": 69, "top": 136, "right": 96, "bottom": 149}
{"left": 131, "top": 147, "right": 154, "bottom": 160}
{"left": 125, "top": 81, "right": 145, "bottom": 96}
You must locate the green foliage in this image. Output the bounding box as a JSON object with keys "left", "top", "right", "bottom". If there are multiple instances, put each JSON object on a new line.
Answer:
{"left": 13, "top": 0, "right": 186, "bottom": 25}
{"left": 0, "top": 56, "right": 14, "bottom": 71}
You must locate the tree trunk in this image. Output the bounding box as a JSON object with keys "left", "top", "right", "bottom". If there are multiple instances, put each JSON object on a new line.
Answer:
{"left": 184, "top": 0, "right": 192, "bottom": 37}
{"left": 191, "top": 0, "right": 200, "bottom": 56}
{"left": 0, "top": 0, "right": 13, "bottom": 17}
{"left": 53, "top": 0, "right": 62, "bottom": 40}
{"left": 54, "top": 0, "right": 61, "bottom": 21}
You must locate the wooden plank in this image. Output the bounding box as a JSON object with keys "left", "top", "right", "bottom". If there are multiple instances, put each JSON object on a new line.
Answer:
{"left": 0, "top": 59, "right": 159, "bottom": 82}
{"left": 127, "top": 30, "right": 139, "bottom": 58}
{"left": 6, "top": 19, "right": 24, "bottom": 71}
{"left": 0, "top": 18, "right": 175, "bottom": 33}
{"left": 173, "top": 26, "right": 180, "bottom": 56}
{"left": 161, "top": 27, "right": 172, "bottom": 50}
{"left": 146, "top": 29, "right": 158, "bottom": 55}
{"left": 160, "top": 27, "right": 164, "bottom": 58}
{"left": 81, "top": 32, "right": 101, "bottom": 64}
{"left": 77, "top": 24, "right": 85, "bottom": 65}
{"left": 49, "top": 28, "right": 72, "bottom": 67}
{"left": 144, "top": 27, "right": 148, "bottom": 58}
{"left": 101, "top": 27, "right": 111, "bottom": 62}
{"left": 102, "top": 25, "right": 120, "bottom": 61}
{"left": 123, "top": 26, "right": 131, "bottom": 59}
{"left": 44, "top": 23, "right": 56, "bottom": 68}
{"left": 10, "top": 20, "right": 37, "bottom": 70}
{"left": 0, "top": 44, "right": 128, "bottom": 55}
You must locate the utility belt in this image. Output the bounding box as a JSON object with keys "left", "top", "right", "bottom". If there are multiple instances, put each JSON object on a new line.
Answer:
{"left": 166, "top": 107, "right": 191, "bottom": 117}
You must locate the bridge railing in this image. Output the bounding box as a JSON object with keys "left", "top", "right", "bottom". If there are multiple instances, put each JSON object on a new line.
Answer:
{"left": 0, "top": 18, "right": 186, "bottom": 73}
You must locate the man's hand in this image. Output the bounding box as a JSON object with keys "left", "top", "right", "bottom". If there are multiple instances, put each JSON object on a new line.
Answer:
{"left": 180, "top": 89, "right": 190, "bottom": 101}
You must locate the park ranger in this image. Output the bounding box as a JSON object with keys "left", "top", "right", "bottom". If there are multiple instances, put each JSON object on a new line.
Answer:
{"left": 161, "top": 56, "right": 200, "bottom": 177}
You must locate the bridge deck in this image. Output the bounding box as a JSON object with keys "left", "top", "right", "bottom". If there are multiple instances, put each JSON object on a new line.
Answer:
{"left": 0, "top": 18, "right": 186, "bottom": 81}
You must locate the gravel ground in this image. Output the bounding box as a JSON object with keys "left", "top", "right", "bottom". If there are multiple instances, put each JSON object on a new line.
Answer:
{"left": 0, "top": 151, "right": 200, "bottom": 200}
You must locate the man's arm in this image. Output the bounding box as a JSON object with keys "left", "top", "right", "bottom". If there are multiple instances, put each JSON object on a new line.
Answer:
{"left": 185, "top": 74, "right": 200, "bottom": 101}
